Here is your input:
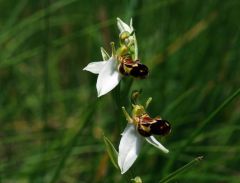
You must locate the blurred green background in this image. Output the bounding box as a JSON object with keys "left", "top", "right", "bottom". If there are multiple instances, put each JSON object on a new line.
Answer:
{"left": 0, "top": 0, "right": 240, "bottom": 182}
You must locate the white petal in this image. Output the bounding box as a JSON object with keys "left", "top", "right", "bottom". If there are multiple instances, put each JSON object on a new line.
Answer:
{"left": 96, "top": 57, "right": 121, "bottom": 97}
{"left": 118, "top": 124, "right": 142, "bottom": 174}
{"left": 83, "top": 61, "right": 107, "bottom": 74}
{"left": 117, "top": 17, "right": 132, "bottom": 33}
{"left": 145, "top": 136, "right": 169, "bottom": 154}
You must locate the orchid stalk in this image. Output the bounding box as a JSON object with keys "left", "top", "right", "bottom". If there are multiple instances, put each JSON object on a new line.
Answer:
{"left": 84, "top": 17, "right": 171, "bottom": 179}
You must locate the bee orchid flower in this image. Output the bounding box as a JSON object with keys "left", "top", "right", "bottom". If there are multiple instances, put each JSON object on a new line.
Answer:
{"left": 118, "top": 99, "right": 170, "bottom": 174}
{"left": 83, "top": 18, "right": 137, "bottom": 97}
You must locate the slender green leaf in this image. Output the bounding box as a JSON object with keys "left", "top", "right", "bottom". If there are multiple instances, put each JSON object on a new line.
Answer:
{"left": 103, "top": 135, "right": 119, "bottom": 170}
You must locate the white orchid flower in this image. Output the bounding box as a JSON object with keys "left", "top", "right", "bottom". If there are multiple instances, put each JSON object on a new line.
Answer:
{"left": 118, "top": 100, "right": 170, "bottom": 174}
{"left": 83, "top": 46, "right": 121, "bottom": 97}
{"left": 83, "top": 18, "right": 138, "bottom": 97}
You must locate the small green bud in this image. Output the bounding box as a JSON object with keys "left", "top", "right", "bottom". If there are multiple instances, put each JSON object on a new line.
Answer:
{"left": 131, "top": 90, "right": 142, "bottom": 104}
{"left": 119, "top": 31, "right": 130, "bottom": 41}
{"left": 131, "top": 176, "right": 143, "bottom": 183}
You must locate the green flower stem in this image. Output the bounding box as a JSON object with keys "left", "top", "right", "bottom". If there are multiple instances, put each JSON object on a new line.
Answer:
{"left": 159, "top": 156, "right": 203, "bottom": 183}
{"left": 112, "top": 83, "right": 121, "bottom": 109}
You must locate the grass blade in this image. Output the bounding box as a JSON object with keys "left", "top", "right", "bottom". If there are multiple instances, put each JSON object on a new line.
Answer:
{"left": 162, "top": 88, "right": 240, "bottom": 176}
{"left": 49, "top": 102, "right": 97, "bottom": 183}
{"left": 159, "top": 156, "right": 203, "bottom": 183}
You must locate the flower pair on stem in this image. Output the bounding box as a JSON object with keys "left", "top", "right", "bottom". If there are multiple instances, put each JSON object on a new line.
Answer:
{"left": 83, "top": 18, "right": 171, "bottom": 174}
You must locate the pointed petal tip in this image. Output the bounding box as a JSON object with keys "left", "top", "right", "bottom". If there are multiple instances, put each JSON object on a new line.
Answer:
{"left": 120, "top": 169, "right": 126, "bottom": 174}
{"left": 145, "top": 136, "right": 169, "bottom": 154}
{"left": 83, "top": 61, "right": 107, "bottom": 74}
{"left": 82, "top": 65, "right": 88, "bottom": 71}
{"left": 97, "top": 87, "right": 104, "bottom": 97}
{"left": 118, "top": 156, "right": 135, "bottom": 175}
{"left": 97, "top": 85, "right": 110, "bottom": 97}
{"left": 97, "top": 92, "right": 103, "bottom": 98}
{"left": 164, "top": 149, "right": 169, "bottom": 154}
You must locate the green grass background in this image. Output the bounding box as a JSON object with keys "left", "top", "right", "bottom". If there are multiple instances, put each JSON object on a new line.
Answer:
{"left": 0, "top": 0, "right": 240, "bottom": 182}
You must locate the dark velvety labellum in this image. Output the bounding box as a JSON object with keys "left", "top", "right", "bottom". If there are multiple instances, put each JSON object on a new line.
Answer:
{"left": 150, "top": 120, "right": 171, "bottom": 136}
{"left": 117, "top": 55, "right": 149, "bottom": 78}
{"left": 129, "top": 63, "right": 148, "bottom": 79}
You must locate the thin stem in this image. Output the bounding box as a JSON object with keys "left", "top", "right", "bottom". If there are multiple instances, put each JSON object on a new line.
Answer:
{"left": 159, "top": 156, "right": 203, "bottom": 183}
{"left": 145, "top": 97, "right": 152, "bottom": 109}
